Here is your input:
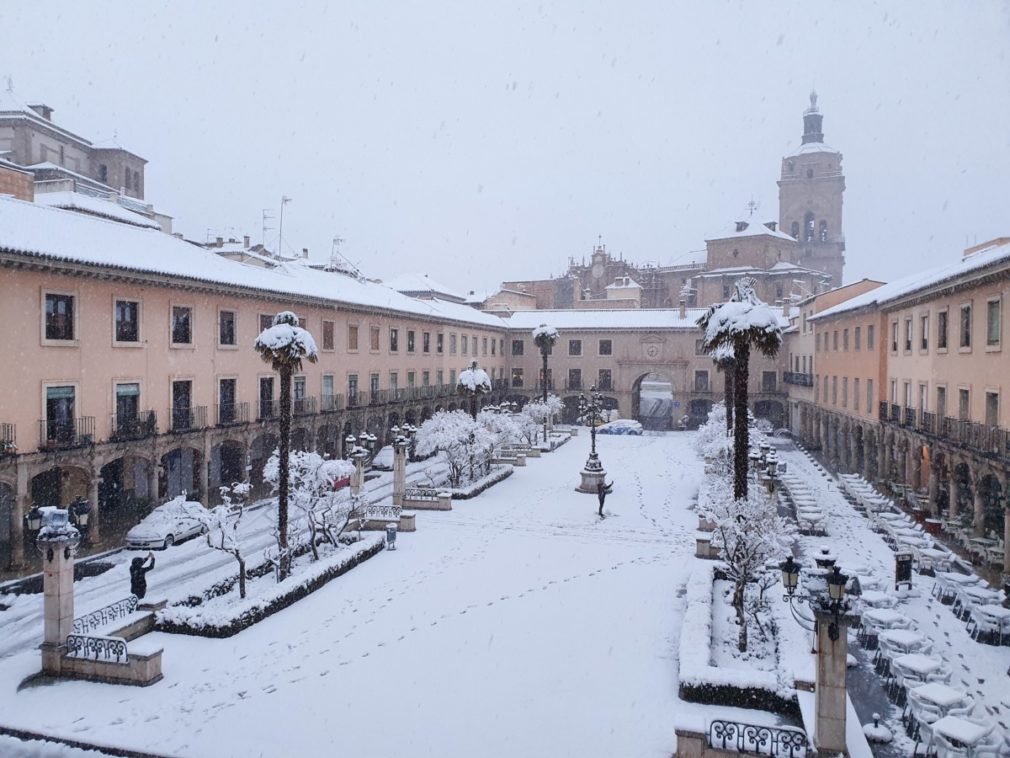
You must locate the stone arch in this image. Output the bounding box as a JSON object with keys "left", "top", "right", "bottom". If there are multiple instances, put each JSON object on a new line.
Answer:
{"left": 951, "top": 461, "right": 973, "bottom": 518}
{"left": 405, "top": 409, "right": 418, "bottom": 425}
{"left": 210, "top": 439, "right": 246, "bottom": 501}
{"left": 291, "top": 427, "right": 311, "bottom": 452}
{"left": 99, "top": 454, "right": 155, "bottom": 517}
{"left": 249, "top": 433, "right": 279, "bottom": 490}
{"left": 631, "top": 371, "right": 675, "bottom": 431}
{"left": 421, "top": 406, "right": 433, "bottom": 422}
{"left": 159, "top": 446, "right": 203, "bottom": 502}
{"left": 317, "top": 423, "right": 341, "bottom": 459}
{"left": 30, "top": 464, "right": 91, "bottom": 508}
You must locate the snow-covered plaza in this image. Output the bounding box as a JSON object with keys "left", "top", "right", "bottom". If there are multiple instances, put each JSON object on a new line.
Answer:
{"left": 0, "top": 432, "right": 718, "bottom": 758}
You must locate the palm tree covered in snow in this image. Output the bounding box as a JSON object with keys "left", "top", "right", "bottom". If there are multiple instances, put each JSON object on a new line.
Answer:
{"left": 254, "top": 311, "right": 318, "bottom": 580}
{"left": 532, "top": 324, "right": 559, "bottom": 402}
{"left": 697, "top": 279, "right": 781, "bottom": 499}
{"left": 711, "top": 344, "right": 736, "bottom": 436}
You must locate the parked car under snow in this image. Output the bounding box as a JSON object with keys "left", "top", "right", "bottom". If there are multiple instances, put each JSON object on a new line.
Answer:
{"left": 370, "top": 445, "right": 394, "bottom": 470}
{"left": 596, "top": 419, "right": 644, "bottom": 436}
{"left": 125, "top": 497, "right": 206, "bottom": 550}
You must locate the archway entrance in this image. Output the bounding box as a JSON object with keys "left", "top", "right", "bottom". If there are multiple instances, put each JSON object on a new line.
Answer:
{"left": 160, "top": 448, "right": 202, "bottom": 501}
{"left": 633, "top": 373, "right": 674, "bottom": 431}
{"left": 31, "top": 466, "right": 90, "bottom": 507}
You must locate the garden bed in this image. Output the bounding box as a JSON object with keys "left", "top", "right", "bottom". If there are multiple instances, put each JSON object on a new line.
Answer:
{"left": 156, "top": 535, "right": 384, "bottom": 638}
{"left": 449, "top": 465, "right": 513, "bottom": 500}
{"left": 678, "top": 563, "right": 798, "bottom": 716}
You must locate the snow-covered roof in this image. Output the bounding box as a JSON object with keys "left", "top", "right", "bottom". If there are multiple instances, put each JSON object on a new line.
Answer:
{"left": 0, "top": 92, "right": 93, "bottom": 147}
{"left": 34, "top": 190, "right": 159, "bottom": 229}
{"left": 0, "top": 196, "right": 507, "bottom": 329}
{"left": 382, "top": 272, "right": 466, "bottom": 302}
{"left": 697, "top": 261, "right": 824, "bottom": 278}
{"left": 506, "top": 308, "right": 792, "bottom": 332}
{"left": 706, "top": 220, "right": 797, "bottom": 243}
{"left": 605, "top": 277, "right": 641, "bottom": 290}
{"left": 814, "top": 239, "right": 1010, "bottom": 321}
{"left": 26, "top": 161, "right": 118, "bottom": 192}
{"left": 795, "top": 141, "right": 840, "bottom": 155}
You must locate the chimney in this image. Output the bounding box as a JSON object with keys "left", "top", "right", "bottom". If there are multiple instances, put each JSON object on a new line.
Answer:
{"left": 765, "top": 221, "right": 777, "bottom": 232}
{"left": 783, "top": 301, "right": 790, "bottom": 317}
{"left": 679, "top": 300, "right": 687, "bottom": 319}
{"left": 28, "top": 104, "right": 54, "bottom": 121}
{"left": 215, "top": 236, "right": 224, "bottom": 247}
{"left": 735, "top": 221, "right": 748, "bottom": 232}
{"left": 243, "top": 235, "right": 250, "bottom": 248}
{"left": 302, "top": 247, "right": 309, "bottom": 259}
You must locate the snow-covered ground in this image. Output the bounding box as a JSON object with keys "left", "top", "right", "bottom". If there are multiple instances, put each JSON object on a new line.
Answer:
{"left": 0, "top": 433, "right": 739, "bottom": 758}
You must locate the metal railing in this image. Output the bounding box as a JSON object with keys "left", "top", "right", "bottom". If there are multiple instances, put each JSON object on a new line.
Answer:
{"left": 216, "top": 402, "right": 249, "bottom": 426}
{"left": 783, "top": 371, "right": 814, "bottom": 387}
{"left": 258, "top": 399, "right": 277, "bottom": 420}
{"left": 39, "top": 417, "right": 95, "bottom": 451}
{"left": 0, "top": 423, "right": 15, "bottom": 455}
{"left": 293, "top": 396, "right": 317, "bottom": 416}
{"left": 880, "top": 406, "right": 1010, "bottom": 461}
{"left": 169, "top": 405, "right": 207, "bottom": 433}
{"left": 73, "top": 596, "right": 139, "bottom": 635}
{"left": 65, "top": 634, "right": 128, "bottom": 665}
{"left": 109, "top": 410, "right": 158, "bottom": 442}
{"left": 347, "top": 391, "right": 360, "bottom": 409}
{"left": 707, "top": 720, "right": 807, "bottom": 758}
{"left": 321, "top": 394, "right": 344, "bottom": 413}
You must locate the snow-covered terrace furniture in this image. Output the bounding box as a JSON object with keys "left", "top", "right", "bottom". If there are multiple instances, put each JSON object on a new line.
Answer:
{"left": 402, "top": 487, "right": 452, "bottom": 511}
{"left": 352, "top": 503, "right": 416, "bottom": 532}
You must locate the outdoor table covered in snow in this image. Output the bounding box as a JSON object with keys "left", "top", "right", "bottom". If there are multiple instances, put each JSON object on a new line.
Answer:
{"left": 954, "top": 585, "right": 1004, "bottom": 620}
{"left": 891, "top": 654, "right": 949, "bottom": 681}
{"left": 858, "top": 590, "right": 896, "bottom": 609}
{"left": 970, "top": 603, "right": 1010, "bottom": 645}
{"left": 929, "top": 715, "right": 994, "bottom": 752}
{"left": 878, "top": 628, "right": 930, "bottom": 655}
{"left": 933, "top": 571, "right": 981, "bottom": 603}
{"left": 914, "top": 547, "right": 952, "bottom": 572}
{"left": 861, "top": 607, "right": 911, "bottom": 630}
{"left": 910, "top": 682, "right": 970, "bottom": 712}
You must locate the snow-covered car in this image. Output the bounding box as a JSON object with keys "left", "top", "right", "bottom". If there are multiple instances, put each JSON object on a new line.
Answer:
{"left": 596, "top": 419, "right": 644, "bottom": 436}
{"left": 125, "top": 498, "right": 206, "bottom": 550}
{"left": 370, "top": 445, "right": 394, "bottom": 470}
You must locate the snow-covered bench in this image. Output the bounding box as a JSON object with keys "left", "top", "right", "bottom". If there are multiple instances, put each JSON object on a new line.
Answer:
{"left": 403, "top": 487, "right": 452, "bottom": 511}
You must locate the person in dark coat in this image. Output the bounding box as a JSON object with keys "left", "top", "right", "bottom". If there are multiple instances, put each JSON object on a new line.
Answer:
{"left": 597, "top": 480, "right": 613, "bottom": 519}
{"left": 130, "top": 552, "right": 155, "bottom": 599}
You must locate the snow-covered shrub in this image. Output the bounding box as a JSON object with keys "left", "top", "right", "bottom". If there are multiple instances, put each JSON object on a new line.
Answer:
{"left": 185, "top": 482, "right": 252, "bottom": 598}
{"left": 477, "top": 408, "right": 522, "bottom": 448}
{"left": 415, "top": 410, "right": 497, "bottom": 487}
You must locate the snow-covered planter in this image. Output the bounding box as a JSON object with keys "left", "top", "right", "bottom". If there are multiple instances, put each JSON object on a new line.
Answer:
{"left": 449, "top": 465, "right": 513, "bottom": 500}
{"left": 156, "top": 536, "right": 384, "bottom": 638}
{"left": 678, "top": 564, "right": 798, "bottom": 716}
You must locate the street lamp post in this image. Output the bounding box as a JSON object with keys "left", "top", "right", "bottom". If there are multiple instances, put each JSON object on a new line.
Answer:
{"left": 575, "top": 386, "right": 609, "bottom": 494}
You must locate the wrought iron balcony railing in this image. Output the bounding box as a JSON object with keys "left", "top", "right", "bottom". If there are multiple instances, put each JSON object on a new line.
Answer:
{"left": 258, "top": 399, "right": 277, "bottom": 420}
{"left": 294, "top": 396, "right": 317, "bottom": 416}
{"left": 707, "top": 720, "right": 807, "bottom": 758}
{"left": 109, "top": 410, "right": 158, "bottom": 442}
{"left": 216, "top": 402, "right": 249, "bottom": 426}
{"left": 39, "top": 417, "right": 95, "bottom": 451}
{"left": 879, "top": 405, "right": 1010, "bottom": 461}
{"left": 169, "top": 406, "right": 207, "bottom": 433}
{"left": 783, "top": 371, "right": 814, "bottom": 387}
{"left": 0, "top": 423, "right": 16, "bottom": 456}
{"left": 321, "top": 394, "right": 344, "bottom": 413}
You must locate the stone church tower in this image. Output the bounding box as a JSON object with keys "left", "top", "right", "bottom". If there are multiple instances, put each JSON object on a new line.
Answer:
{"left": 778, "top": 92, "right": 846, "bottom": 285}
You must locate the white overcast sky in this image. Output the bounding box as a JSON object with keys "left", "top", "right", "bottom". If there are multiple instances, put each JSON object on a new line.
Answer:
{"left": 4, "top": 1, "right": 1009, "bottom": 295}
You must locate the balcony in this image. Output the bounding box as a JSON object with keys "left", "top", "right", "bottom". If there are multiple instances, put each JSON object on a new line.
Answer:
{"left": 39, "top": 417, "right": 95, "bottom": 451}
{"left": 597, "top": 381, "right": 613, "bottom": 392}
{"left": 109, "top": 410, "right": 158, "bottom": 442}
{"left": 880, "top": 405, "right": 1010, "bottom": 461}
{"left": 368, "top": 389, "right": 388, "bottom": 406}
{"left": 294, "top": 396, "right": 317, "bottom": 416}
{"left": 258, "top": 399, "right": 277, "bottom": 421}
{"left": 321, "top": 394, "right": 344, "bottom": 413}
{"left": 217, "top": 402, "right": 249, "bottom": 426}
{"left": 347, "top": 391, "right": 360, "bottom": 409}
{"left": 1, "top": 423, "right": 16, "bottom": 456}
{"left": 566, "top": 378, "right": 583, "bottom": 391}
{"left": 169, "top": 406, "right": 207, "bottom": 433}
{"left": 783, "top": 372, "right": 814, "bottom": 387}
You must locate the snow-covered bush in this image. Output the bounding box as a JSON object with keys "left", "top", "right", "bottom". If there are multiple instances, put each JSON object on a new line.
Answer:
{"left": 477, "top": 408, "right": 522, "bottom": 448}
{"left": 193, "top": 483, "right": 252, "bottom": 598}
{"left": 415, "top": 410, "right": 497, "bottom": 487}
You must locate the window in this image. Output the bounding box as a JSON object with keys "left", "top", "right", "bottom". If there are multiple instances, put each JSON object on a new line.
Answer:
{"left": 172, "top": 380, "right": 193, "bottom": 429}
{"left": 832, "top": 376, "right": 837, "bottom": 405}
{"left": 462, "top": 335, "right": 468, "bottom": 354}
{"left": 790, "top": 221, "right": 800, "bottom": 238}
{"left": 569, "top": 339, "right": 582, "bottom": 356}
{"left": 370, "top": 373, "right": 380, "bottom": 394}
{"left": 843, "top": 329, "right": 849, "bottom": 351}
{"left": 407, "top": 371, "right": 416, "bottom": 388}
{"left": 481, "top": 336, "right": 487, "bottom": 355}
{"left": 568, "top": 369, "right": 582, "bottom": 390}
{"left": 854, "top": 378, "right": 860, "bottom": 411}
{"left": 450, "top": 333, "right": 457, "bottom": 354}
{"left": 819, "top": 220, "right": 828, "bottom": 242}
{"left": 114, "top": 299, "right": 140, "bottom": 343}
{"left": 854, "top": 326, "right": 861, "bottom": 350}
{"left": 437, "top": 333, "right": 444, "bottom": 354}
{"left": 598, "top": 369, "right": 612, "bottom": 390}
{"left": 389, "top": 372, "right": 398, "bottom": 392}
{"left": 919, "top": 383, "right": 928, "bottom": 413}
{"left": 936, "top": 386, "right": 947, "bottom": 418}
{"left": 389, "top": 328, "right": 399, "bottom": 352}
{"left": 695, "top": 339, "right": 707, "bottom": 356}
{"left": 218, "top": 310, "right": 236, "bottom": 346}
{"left": 219, "top": 378, "right": 237, "bottom": 423}
{"left": 512, "top": 339, "right": 524, "bottom": 356}
{"left": 322, "top": 320, "right": 334, "bottom": 351}
{"left": 958, "top": 388, "right": 970, "bottom": 420}
{"left": 45, "top": 292, "right": 75, "bottom": 341}
{"left": 347, "top": 324, "right": 359, "bottom": 351}
{"left": 599, "top": 339, "right": 612, "bottom": 356}
{"left": 866, "top": 380, "right": 873, "bottom": 413}
{"left": 937, "top": 310, "right": 948, "bottom": 350}
{"left": 499, "top": 339, "right": 504, "bottom": 356}
{"left": 424, "top": 332, "right": 431, "bottom": 353}
{"left": 298, "top": 317, "right": 307, "bottom": 329}
{"left": 985, "top": 392, "right": 999, "bottom": 427}
{"left": 472, "top": 335, "right": 478, "bottom": 355}
{"left": 45, "top": 385, "right": 76, "bottom": 442}
{"left": 171, "top": 306, "right": 192, "bottom": 345}
{"left": 260, "top": 314, "right": 274, "bottom": 332}
{"left": 903, "top": 318, "right": 912, "bottom": 352}
{"left": 259, "top": 377, "right": 275, "bottom": 418}
{"left": 867, "top": 324, "right": 875, "bottom": 349}
{"left": 832, "top": 330, "right": 838, "bottom": 351}
{"left": 491, "top": 338, "right": 496, "bottom": 356}
{"left": 694, "top": 370, "right": 710, "bottom": 392}
{"left": 422, "top": 371, "right": 430, "bottom": 387}
{"left": 762, "top": 371, "right": 777, "bottom": 392}
{"left": 294, "top": 376, "right": 306, "bottom": 400}
{"left": 436, "top": 370, "right": 443, "bottom": 386}
{"left": 959, "top": 304, "right": 972, "bottom": 349}
{"left": 815, "top": 376, "right": 820, "bottom": 402}
{"left": 890, "top": 321, "right": 898, "bottom": 352}
{"left": 890, "top": 379, "right": 897, "bottom": 404}
{"left": 920, "top": 314, "right": 929, "bottom": 351}
{"left": 449, "top": 369, "right": 456, "bottom": 386}
{"left": 722, "top": 285, "right": 731, "bottom": 299}
{"left": 115, "top": 383, "right": 140, "bottom": 427}
{"left": 842, "top": 377, "right": 848, "bottom": 407}
{"left": 322, "top": 374, "right": 334, "bottom": 399}
{"left": 348, "top": 374, "right": 358, "bottom": 402}
{"left": 986, "top": 299, "right": 1001, "bottom": 347}
{"left": 370, "top": 326, "right": 380, "bottom": 351}
{"left": 511, "top": 368, "right": 524, "bottom": 387}
{"left": 815, "top": 333, "right": 821, "bottom": 352}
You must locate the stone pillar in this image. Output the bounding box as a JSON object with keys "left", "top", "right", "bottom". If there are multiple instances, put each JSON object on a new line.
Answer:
{"left": 897, "top": 442, "right": 908, "bottom": 487}
{"left": 911, "top": 447, "right": 923, "bottom": 492}
{"left": 392, "top": 438, "right": 408, "bottom": 507}
{"left": 813, "top": 609, "right": 858, "bottom": 756}
{"left": 38, "top": 508, "right": 81, "bottom": 676}
{"left": 863, "top": 435, "right": 875, "bottom": 482}
{"left": 972, "top": 474, "right": 986, "bottom": 537}
{"left": 148, "top": 463, "right": 160, "bottom": 504}
{"left": 928, "top": 468, "right": 939, "bottom": 516}
{"left": 11, "top": 463, "right": 29, "bottom": 568}
{"left": 88, "top": 471, "right": 101, "bottom": 543}
{"left": 201, "top": 436, "right": 212, "bottom": 506}
{"left": 351, "top": 453, "right": 365, "bottom": 497}
{"left": 948, "top": 475, "right": 959, "bottom": 517}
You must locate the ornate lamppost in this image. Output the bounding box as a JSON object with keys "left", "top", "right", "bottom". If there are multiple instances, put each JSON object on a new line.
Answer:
{"left": 575, "top": 386, "right": 609, "bottom": 493}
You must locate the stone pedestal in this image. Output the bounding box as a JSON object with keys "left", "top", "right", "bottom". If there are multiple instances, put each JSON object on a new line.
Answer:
{"left": 576, "top": 453, "right": 607, "bottom": 493}
{"left": 392, "top": 439, "right": 408, "bottom": 507}
{"left": 813, "top": 608, "right": 859, "bottom": 755}
{"left": 38, "top": 508, "right": 81, "bottom": 677}
{"left": 351, "top": 454, "right": 366, "bottom": 497}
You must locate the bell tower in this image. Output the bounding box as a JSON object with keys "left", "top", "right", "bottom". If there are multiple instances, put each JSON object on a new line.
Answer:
{"left": 778, "top": 91, "right": 846, "bottom": 285}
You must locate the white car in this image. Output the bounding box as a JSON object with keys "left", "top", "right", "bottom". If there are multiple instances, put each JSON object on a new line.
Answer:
{"left": 370, "top": 445, "right": 395, "bottom": 470}
{"left": 125, "top": 498, "right": 206, "bottom": 550}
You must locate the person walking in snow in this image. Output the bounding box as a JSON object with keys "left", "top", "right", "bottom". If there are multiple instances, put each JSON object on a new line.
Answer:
{"left": 130, "top": 552, "right": 156, "bottom": 599}
{"left": 597, "top": 480, "right": 613, "bottom": 519}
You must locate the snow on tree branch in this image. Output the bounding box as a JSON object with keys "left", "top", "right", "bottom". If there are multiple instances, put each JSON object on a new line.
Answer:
{"left": 254, "top": 311, "right": 319, "bottom": 371}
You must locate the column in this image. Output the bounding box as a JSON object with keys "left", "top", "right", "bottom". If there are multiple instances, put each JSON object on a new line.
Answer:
{"left": 351, "top": 454, "right": 365, "bottom": 497}
{"left": 813, "top": 610, "right": 854, "bottom": 755}
{"left": 972, "top": 473, "right": 986, "bottom": 537}
{"left": 147, "top": 462, "right": 159, "bottom": 504}
{"left": 948, "top": 475, "right": 959, "bottom": 517}
{"left": 911, "top": 446, "right": 923, "bottom": 491}
{"left": 392, "top": 439, "right": 407, "bottom": 507}
{"left": 897, "top": 441, "right": 908, "bottom": 487}
{"left": 39, "top": 511, "right": 80, "bottom": 676}
{"left": 201, "top": 436, "right": 212, "bottom": 506}
{"left": 927, "top": 468, "right": 939, "bottom": 516}
{"left": 88, "top": 469, "right": 101, "bottom": 543}
{"left": 11, "top": 463, "right": 30, "bottom": 568}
